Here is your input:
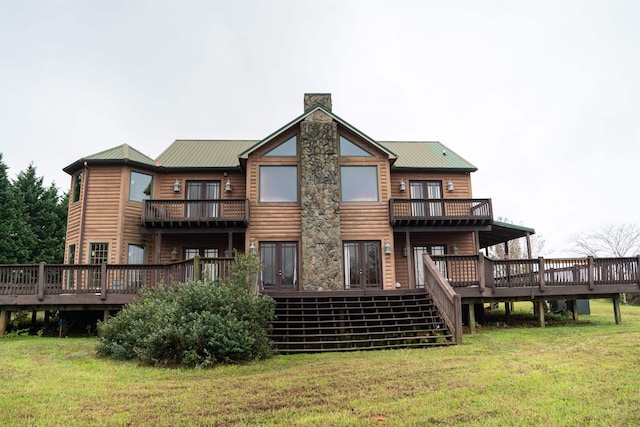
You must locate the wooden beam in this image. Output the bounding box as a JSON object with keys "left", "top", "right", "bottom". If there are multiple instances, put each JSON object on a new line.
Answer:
{"left": 468, "top": 304, "right": 476, "bottom": 334}
{"left": 0, "top": 311, "right": 10, "bottom": 335}
{"left": 505, "top": 301, "right": 511, "bottom": 325}
{"left": 526, "top": 233, "right": 532, "bottom": 259}
{"left": 537, "top": 300, "right": 545, "bottom": 327}
{"left": 613, "top": 295, "right": 622, "bottom": 325}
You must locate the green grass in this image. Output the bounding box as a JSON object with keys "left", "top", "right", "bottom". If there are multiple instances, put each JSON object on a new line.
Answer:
{"left": 1, "top": 299, "right": 639, "bottom": 426}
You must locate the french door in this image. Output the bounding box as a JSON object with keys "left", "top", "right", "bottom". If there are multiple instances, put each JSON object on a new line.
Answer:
{"left": 185, "top": 248, "right": 219, "bottom": 281}
{"left": 343, "top": 241, "right": 382, "bottom": 289}
{"left": 413, "top": 245, "right": 447, "bottom": 288}
{"left": 410, "top": 181, "right": 443, "bottom": 217}
{"left": 186, "top": 181, "right": 220, "bottom": 218}
{"left": 260, "top": 242, "right": 298, "bottom": 291}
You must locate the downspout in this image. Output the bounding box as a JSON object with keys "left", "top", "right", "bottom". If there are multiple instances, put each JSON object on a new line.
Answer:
{"left": 77, "top": 163, "right": 89, "bottom": 264}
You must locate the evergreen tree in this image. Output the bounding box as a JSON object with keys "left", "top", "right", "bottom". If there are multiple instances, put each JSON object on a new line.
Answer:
{"left": 0, "top": 154, "right": 27, "bottom": 263}
{"left": 12, "top": 164, "right": 67, "bottom": 263}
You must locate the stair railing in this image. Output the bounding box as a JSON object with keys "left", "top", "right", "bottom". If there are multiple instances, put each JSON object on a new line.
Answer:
{"left": 422, "top": 253, "right": 463, "bottom": 344}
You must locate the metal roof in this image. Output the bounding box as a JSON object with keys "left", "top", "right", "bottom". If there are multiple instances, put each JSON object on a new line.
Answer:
{"left": 381, "top": 141, "right": 477, "bottom": 171}
{"left": 156, "top": 140, "right": 257, "bottom": 168}
{"left": 479, "top": 221, "right": 536, "bottom": 249}
{"left": 62, "top": 143, "right": 156, "bottom": 173}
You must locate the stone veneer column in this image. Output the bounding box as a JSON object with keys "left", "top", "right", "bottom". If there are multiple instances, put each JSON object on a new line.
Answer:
{"left": 300, "top": 109, "right": 342, "bottom": 291}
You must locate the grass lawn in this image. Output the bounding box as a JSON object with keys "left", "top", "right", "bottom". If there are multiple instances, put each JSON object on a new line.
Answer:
{"left": 1, "top": 299, "right": 639, "bottom": 426}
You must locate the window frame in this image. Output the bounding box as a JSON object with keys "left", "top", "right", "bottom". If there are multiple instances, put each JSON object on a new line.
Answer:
{"left": 340, "top": 165, "right": 379, "bottom": 202}
{"left": 129, "top": 171, "right": 153, "bottom": 202}
{"left": 72, "top": 172, "right": 82, "bottom": 203}
{"left": 259, "top": 165, "right": 299, "bottom": 203}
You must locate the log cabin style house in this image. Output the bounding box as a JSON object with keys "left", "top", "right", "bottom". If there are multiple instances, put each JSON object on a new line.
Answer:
{"left": 1, "top": 94, "right": 638, "bottom": 350}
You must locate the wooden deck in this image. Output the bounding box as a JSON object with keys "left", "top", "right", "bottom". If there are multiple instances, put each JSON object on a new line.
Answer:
{"left": 389, "top": 198, "right": 492, "bottom": 226}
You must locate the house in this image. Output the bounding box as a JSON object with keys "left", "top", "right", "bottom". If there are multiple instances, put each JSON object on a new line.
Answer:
{"left": 1, "top": 94, "right": 637, "bottom": 347}
{"left": 62, "top": 93, "right": 495, "bottom": 292}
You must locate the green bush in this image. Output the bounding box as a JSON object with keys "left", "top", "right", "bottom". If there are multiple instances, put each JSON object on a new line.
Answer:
{"left": 97, "top": 253, "right": 275, "bottom": 367}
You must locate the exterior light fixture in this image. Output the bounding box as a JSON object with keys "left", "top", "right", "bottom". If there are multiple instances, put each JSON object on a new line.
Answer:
{"left": 384, "top": 240, "right": 392, "bottom": 255}
{"left": 225, "top": 179, "right": 232, "bottom": 192}
{"left": 399, "top": 179, "right": 406, "bottom": 191}
{"left": 447, "top": 179, "right": 454, "bottom": 192}
{"left": 171, "top": 247, "right": 178, "bottom": 260}
{"left": 402, "top": 245, "right": 408, "bottom": 257}
{"left": 452, "top": 244, "right": 459, "bottom": 255}
{"left": 249, "top": 239, "right": 256, "bottom": 254}
{"left": 173, "top": 179, "right": 181, "bottom": 193}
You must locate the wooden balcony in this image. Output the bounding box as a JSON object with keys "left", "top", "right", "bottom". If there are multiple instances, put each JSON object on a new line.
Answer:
{"left": 389, "top": 198, "right": 492, "bottom": 227}
{"left": 142, "top": 199, "right": 249, "bottom": 228}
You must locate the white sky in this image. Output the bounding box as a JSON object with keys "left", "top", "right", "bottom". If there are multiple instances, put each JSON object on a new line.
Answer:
{"left": 1, "top": 0, "right": 639, "bottom": 256}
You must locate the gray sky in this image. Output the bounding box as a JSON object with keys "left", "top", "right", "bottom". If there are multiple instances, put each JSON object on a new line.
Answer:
{"left": 1, "top": 0, "right": 639, "bottom": 256}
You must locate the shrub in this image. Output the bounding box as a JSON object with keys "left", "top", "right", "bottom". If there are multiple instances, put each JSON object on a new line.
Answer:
{"left": 96, "top": 253, "right": 275, "bottom": 367}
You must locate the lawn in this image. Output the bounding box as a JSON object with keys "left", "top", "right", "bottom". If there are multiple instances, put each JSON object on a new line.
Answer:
{"left": 1, "top": 299, "right": 639, "bottom": 426}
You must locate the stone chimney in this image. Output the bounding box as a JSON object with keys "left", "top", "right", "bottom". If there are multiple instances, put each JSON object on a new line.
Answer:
{"left": 304, "top": 93, "right": 332, "bottom": 112}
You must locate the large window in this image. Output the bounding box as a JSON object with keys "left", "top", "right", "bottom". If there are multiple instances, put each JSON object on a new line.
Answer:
{"left": 129, "top": 171, "right": 153, "bottom": 202}
{"left": 339, "top": 135, "right": 373, "bottom": 157}
{"left": 72, "top": 172, "right": 82, "bottom": 203}
{"left": 343, "top": 241, "right": 382, "bottom": 289}
{"left": 340, "top": 166, "right": 378, "bottom": 202}
{"left": 260, "top": 242, "right": 298, "bottom": 291}
{"left": 259, "top": 166, "right": 298, "bottom": 202}
{"left": 410, "top": 181, "right": 443, "bottom": 216}
{"left": 264, "top": 135, "right": 297, "bottom": 157}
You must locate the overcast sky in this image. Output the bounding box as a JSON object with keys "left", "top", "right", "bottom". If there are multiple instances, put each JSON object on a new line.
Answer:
{"left": 1, "top": 0, "right": 639, "bottom": 256}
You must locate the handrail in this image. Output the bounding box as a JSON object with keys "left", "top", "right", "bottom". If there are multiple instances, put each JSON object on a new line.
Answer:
{"left": 389, "top": 198, "right": 492, "bottom": 223}
{"left": 142, "top": 199, "right": 249, "bottom": 225}
{"left": 422, "top": 253, "right": 462, "bottom": 344}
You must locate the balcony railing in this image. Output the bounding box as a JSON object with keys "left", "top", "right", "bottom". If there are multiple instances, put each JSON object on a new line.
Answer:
{"left": 142, "top": 199, "right": 249, "bottom": 227}
{"left": 389, "top": 198, "right": 492, "bottom": 226}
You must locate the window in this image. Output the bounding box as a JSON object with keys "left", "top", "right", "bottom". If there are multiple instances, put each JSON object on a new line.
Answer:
{"left": 129, "top": 171, "right": 153, "bottom": 202}
{"left": 264, "top": 135, "right": 297, "bottom": 156}
{"left": 343, "top": 241, "right": 382, "bottom": 289}
{"left": 340, "top": 166, "right": 378, "bottom": 202}
{"left": 128, "top": 244, "right": 145, "bottom": 264}
{"left": 72, "top": 172, "right": 82, "bottom": 203}
{"left": 126, "top": 244, "right": 145, "bottom": 289}
{"left": 410, "top": 181, "right": 443, "bottom": 216}
{"left": 414, "top": 245, "right": 447, "bottom": 288}
{"left": 259, "top": 166, "right": 298, "bottom": 202}
{"left": 339, "top": 135, "right": 373, "bottom": 157}
{"left": 260, "top": 242, "right": 298, "bottom": 291}
{"left": 186, "top": 181, "right": 220, "bottom": 218}
{"left": 89, "top": 243, "right": 109, "bottom": 288}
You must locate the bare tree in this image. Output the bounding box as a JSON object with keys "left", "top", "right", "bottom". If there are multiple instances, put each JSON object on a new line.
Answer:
{"left": 487, "top": 217, "right": 546, "bottom": 260}
{"left": 573, "top": 223, "right": 640, "bottom": 258}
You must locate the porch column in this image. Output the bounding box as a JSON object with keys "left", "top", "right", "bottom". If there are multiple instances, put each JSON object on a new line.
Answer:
{"left": 570, "top": 299, "right": 578, "bottom": 321}
{"left": 525, "top": 232, "right": 532, "bottom": 259}
{"left": 155, "top": 231, "right": 162, "bottom": 263}
{"left": 505, "top": 301, "right": 511, "bottom": 325}
{"left": 613, "top": 295, "right": 622, "bottom": 325}
{"left": 227, "top": 232, "right": 233, "bottom": 257}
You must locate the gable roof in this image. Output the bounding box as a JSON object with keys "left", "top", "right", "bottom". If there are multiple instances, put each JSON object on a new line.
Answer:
{"left": 63, "top": 143, "right": 156, "bottom": 174}
{"left": 239, "top": 105, "right": 398, "bottom": 160}
{"left": 381, "top": 141, "right": 477, "bottom": 172}
{"left": 156, "top": 140, "right": 256, "bottom": 169}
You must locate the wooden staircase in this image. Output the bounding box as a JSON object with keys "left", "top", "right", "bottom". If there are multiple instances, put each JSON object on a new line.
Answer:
{"left": 268, "top": 290, "right": 455, "bottom": 354}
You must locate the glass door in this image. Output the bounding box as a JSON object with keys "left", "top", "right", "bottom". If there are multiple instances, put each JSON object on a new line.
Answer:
{"left": 186, "top": 181, "right": 221, "bottom": 218}
{"left": 260, "top": 242, "right": 298, "bottom": 291}
{"left": 413, "top": 245, "right": 447, "bottom": 288}
{"left": 343, "top": 241, "right": 382, "bottom": 289}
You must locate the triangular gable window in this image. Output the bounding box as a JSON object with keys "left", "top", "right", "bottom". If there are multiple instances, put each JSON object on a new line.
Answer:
{"left": 264, "top": 135, "right": 297, "bottom": 157}
{"left": 340, "top": 135, "right": 373, "bottom": 157}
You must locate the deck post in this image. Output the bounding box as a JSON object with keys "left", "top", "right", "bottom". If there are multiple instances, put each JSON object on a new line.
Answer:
{"left": 538, "top": 257, "right": 545, "bottom": 292}
{"left": 100, "top": 263, "right": 107, "bottom": 300}
{"left": 194, "top": 256, "right": 201, "bottom": 282}
{"left": 103, "top": 309, "right": 110, "bottom": 323}
{"left": 613, "top": 295, "right": 622, "bottom": 325}
{"left": 0, "top": 310, "right": 10, "bottom": 335}
{"left": 505, "top": 301, "right": 511, "bottom": 325}
{"left": 588, "top": 256, "right": 594, "bottom": 290}
{"left": 570, "top": 299, "right": 578, "bottom": 321}
{"left": 468, "top": 303, "right": 476, "bottom": 334}
{"left": 37, "top": 262, "right": 46, "bottom": 301}
{"left": 478, "top": 255, "right": 486, "bottom": 292}
{"left": 537, "top": 300, "right": 545, "bottom": 327}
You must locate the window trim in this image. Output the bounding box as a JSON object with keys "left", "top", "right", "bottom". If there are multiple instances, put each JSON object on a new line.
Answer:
{"left": 340, "top": 165, "right": 379, "bottom": 202}
{"left": 129, "top": 171, "right": 153, "bottom": 202}
{"left": 259, "top": 165, "right": 299, "bottom": 203}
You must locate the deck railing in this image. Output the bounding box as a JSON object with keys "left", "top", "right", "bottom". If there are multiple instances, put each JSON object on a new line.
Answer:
{"left": 422, "top": 253, "right": 462, "bottom": 344}
{"left": 430, "top": 255, "right": 640, "bottom": 290}
{"left": 142, "top": 199, "right": 249, "bottom": 227}
{"left": 0, "top": 257, "right": 234, "bottom": 299}
{"left": 389, "top": 198, "right": 492, "bottom": 226}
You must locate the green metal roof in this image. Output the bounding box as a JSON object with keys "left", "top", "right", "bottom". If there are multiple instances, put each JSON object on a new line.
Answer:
{"left": 381, "top": 141, "right": 477, "bottom": 171}
{"left": 156, "top": 140, "right": 257, "bottom": 168}
{"left": 63, "top": 143, "right": 156, "bottom": 173}
{"left": 479, "top": 221, "right": 536, "bottom": 249}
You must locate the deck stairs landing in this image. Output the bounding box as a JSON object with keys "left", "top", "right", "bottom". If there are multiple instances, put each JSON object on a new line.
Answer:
{"left": 268, "top": 291, "right": 454, "bottom": 354}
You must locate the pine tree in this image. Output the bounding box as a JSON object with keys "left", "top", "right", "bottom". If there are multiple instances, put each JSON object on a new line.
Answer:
{"left": 0, "top": 154, "right": 29, "bottom": 263}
